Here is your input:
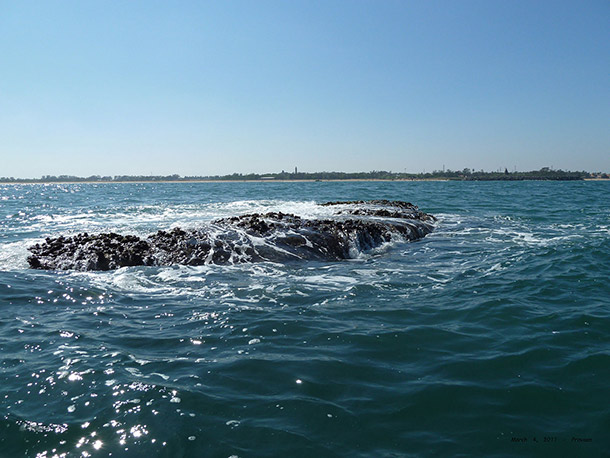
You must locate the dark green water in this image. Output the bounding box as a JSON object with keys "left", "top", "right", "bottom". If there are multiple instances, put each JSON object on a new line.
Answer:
{"left": 1, "top": 181, "right": 608, "bottom": 457}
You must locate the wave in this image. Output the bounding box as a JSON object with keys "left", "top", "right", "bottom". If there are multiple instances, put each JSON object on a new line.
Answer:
{"left": 27, "top": 201, "right": 435, "bottom": 271}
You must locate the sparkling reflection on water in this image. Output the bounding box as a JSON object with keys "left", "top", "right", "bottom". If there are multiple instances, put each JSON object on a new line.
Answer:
{"left": 1, "top": 181, "right": 609, "bottom": 456}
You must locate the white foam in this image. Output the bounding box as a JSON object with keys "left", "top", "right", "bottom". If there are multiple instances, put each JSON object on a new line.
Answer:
{"left": 0, "top": 240, "right": 35, "bottom": 270}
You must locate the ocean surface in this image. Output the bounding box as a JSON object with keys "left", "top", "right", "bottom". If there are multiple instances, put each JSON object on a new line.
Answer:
{"left": 1, "top": 180, "right": 608, "bottom": 457}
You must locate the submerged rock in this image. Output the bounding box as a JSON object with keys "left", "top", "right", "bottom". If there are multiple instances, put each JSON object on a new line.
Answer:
{"left": 28, "top": 200, "right": 435, "bottom": 271}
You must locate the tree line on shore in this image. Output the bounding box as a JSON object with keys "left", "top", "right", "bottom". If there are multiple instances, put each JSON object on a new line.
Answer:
{"left": 1, "top": 168, "right": 605, "bottom": 183}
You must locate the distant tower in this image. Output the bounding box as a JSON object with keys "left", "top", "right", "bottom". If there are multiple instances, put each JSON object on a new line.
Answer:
{"left": 294, "top": 166, "right": 297, "bottom": 174}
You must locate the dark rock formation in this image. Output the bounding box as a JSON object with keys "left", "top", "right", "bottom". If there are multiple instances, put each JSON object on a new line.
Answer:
{"left": 28, "top": 200, "right": 435, "bottom": 271}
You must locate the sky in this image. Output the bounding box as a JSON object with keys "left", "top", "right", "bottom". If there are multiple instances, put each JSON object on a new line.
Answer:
{"left": 1, "top": 0, "right": 608, "bottom": 178}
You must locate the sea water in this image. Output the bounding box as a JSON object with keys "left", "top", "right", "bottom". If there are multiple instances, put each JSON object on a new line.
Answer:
{"left": 0, "top": 180, "right": 608, "bottom": 456}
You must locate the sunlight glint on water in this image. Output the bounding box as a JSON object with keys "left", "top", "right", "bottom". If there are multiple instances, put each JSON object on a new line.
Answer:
{"left": 1, "top": 180, "right": 609, "bottom": 456}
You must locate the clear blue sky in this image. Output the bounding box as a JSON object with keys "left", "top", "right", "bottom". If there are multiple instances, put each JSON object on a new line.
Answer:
{"left": 1, "top": 0, "right": 608, "bottom": 178}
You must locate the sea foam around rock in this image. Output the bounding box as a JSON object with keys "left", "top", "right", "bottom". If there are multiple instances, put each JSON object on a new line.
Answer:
{"left": 28, "top": 200, "right": 435, "bottom": 270}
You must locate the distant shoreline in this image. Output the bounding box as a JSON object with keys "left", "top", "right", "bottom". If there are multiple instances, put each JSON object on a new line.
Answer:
{"left": 2, "top": 171, "right": 608, "bottom": 185}
{"left": 2, "top": 178, "right": 609, "bottom": 185}
{"left": 0, "top": 178, "right": 453, "bottom": 185}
